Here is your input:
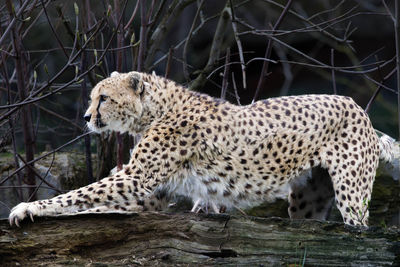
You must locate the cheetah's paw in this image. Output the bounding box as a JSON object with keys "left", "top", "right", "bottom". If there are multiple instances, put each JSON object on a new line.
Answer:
{"left": 9, "top": 202, "right": 39, "bottom": 227}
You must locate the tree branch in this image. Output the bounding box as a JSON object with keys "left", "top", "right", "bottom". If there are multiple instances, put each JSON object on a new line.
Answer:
{"left": 0, "top": 213, "right": 399, "bottom": 266}
{"left": 253, "top": 0, "right": 293, "bottom": 103}
{"left": 189, "top": 3, "right": 231, "bottom": 91}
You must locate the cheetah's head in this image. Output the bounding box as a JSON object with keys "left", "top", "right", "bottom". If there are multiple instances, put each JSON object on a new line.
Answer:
{"left": 84, "top": 71, "right": 149, "bottom": 134}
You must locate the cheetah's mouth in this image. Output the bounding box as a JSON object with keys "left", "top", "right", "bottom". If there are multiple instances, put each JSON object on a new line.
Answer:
{"left": 95, "top": 114, "right": 106, "bottom": 128}
{"left": 94, "top": 100, "right": 107, "bottom": 129}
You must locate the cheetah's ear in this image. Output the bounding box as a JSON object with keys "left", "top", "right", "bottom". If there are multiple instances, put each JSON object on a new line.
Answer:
{"left": 130, "top": 72, "right": 144, "bottom": 95}
{"left": 110, "top": 71, "right": 120, "bottom": 77}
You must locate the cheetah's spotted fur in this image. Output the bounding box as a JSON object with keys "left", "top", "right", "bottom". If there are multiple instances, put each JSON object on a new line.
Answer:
{"left": 9, "top": 71, "right": 395, "bottom": 226}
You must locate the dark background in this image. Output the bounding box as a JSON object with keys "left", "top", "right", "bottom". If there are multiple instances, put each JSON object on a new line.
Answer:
{"left": 0, "top": 0, "right": 398, "bottom": 203}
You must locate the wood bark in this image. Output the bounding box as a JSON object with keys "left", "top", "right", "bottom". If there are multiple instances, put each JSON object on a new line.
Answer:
{"left": 0, "top": 213, "right": 399, "bottom": 266}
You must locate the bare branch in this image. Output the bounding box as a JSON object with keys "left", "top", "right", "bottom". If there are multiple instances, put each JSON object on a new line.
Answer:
{"left": 190, "top": 3, "right": 231, "bottom": 91}
{"left": 362, "top": 68, "right": 397, "bottom": 94}
{"left": 260, "top": 0, "right": 357, "bottom": 44}
{"left": 124, "top": 0, "right": 140, "bottom": 31}
{"left": 145, "top": 0, "right": 197, "bottom": 70}
{"left": 137, "top": 0, "right": 147, "bottom": 71}
{"left": 228, "top": 0, "right": 246, "bottom": 90}
{"left": 365, "top": 56, "right": 385, "bottom": 113}
{"left": 253, "top": 0, "right": 293, "bottom": 103}
{"left": 331, "top": 49, "right": 337, "bottom": 95}
{"left": 0, "top": 8, "right": 121, "bottom": 116}
{"left": 7, "top": 0, "right": 37, "bottom": 199}
{"left": 231, "top": 72, "right": 241, "bottom": 105}
{"left": 15, "top": 153, "right": 62, "bottom": 195}
{"left": 221, "top": 48, "right": 230, "bottom": 99}
{"left": 273, "top": 42, "right": 293, "bottom": 96}
{"left": 33, "top": 103, "right": 83, "bottom": 131}
{"left": 0, "top": 131, "right": 92, "bottom": 187}
{"left": 165, "top": 47, "right": 174, "bottom": 79}
{"left": 182, "top": 0, "right": 204, "bottom": 81}
{"left": 150, "top": 13, "right": 219, "bottom": 70}
{"left": 27, "top": 152, "right": 58, "bottom": 201}
{"left": 39, "top": 0, "right": 69, "bottom": 59}
{"left": 0, "top": 0, "right": 30, "bottom": 47}
{"left": 382, "top": 0, "right": 395, "bottom": 22}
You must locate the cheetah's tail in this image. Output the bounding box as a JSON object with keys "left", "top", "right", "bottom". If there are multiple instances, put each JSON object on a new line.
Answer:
{"left": 378, "top": 133, "right": 396, "bottom": 162}
{"left": 377, "top": 133, "right": 399, "bottom": 180}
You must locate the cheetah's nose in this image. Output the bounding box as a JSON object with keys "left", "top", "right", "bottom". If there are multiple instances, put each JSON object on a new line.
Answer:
{"left": 84, "top": 114, "right": 91, "bottom": 122}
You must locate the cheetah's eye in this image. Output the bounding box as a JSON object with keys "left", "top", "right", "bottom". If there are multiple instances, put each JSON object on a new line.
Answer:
{"left": 99, "top": 94, "right": 108, "bottom": 103}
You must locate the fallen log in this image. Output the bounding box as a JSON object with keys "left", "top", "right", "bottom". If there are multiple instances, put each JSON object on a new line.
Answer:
{"left": 0, "top": 212, "right": 399, "bottom": 266}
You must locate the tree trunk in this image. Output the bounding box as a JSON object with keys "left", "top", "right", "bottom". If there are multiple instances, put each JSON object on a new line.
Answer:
{"left": 7, "top": 0, "right": 36, "bottom": 200}
{"left": 0, "top": 213, "right": 399, "bottom": 266}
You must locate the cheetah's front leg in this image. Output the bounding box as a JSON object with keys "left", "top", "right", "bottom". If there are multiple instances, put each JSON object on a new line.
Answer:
{"left": 9, "top": 129, "right": 185, "bottom": 226}
{"left": 9, "top": 175, "right": 172, "bottom": 227}
{"left": 8, "top": 177, "right": 169, "bottom": 226}
{"left": 8, "top": 176, "right": 141, "bottom": 226}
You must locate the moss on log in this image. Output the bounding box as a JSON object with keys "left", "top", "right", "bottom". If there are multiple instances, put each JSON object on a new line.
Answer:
{"left": 0, "top": 213, "right": 399, "bottom": 266}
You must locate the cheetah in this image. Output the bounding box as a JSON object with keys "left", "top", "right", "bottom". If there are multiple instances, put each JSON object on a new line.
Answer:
{"left": 9, "top": 71, "right": 395, "bottom": 226}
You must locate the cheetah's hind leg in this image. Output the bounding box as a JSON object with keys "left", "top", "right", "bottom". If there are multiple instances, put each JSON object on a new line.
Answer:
{"left": 288, "top": 167, "right": 335, "bottom": 221}
{"left": 323, "top": 138, "right": 379, "bottom": 226}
